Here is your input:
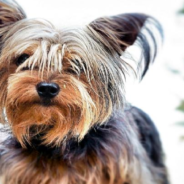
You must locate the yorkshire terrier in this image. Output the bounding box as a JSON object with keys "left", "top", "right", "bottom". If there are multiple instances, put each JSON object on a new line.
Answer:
{"left": 0, "top": 0, "right": 169, "bottom": 184}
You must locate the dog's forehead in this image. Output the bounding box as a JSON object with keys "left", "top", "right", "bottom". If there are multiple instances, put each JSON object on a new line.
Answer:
{"left": 1, "top": 18, "right": 122, "bottom": 77}
{"left": 2, "top": 18, "right": 102, "bottom": 58}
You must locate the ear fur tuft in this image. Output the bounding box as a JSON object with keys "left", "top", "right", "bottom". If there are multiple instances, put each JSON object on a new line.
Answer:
{"left": 0, "top": 0, "right": 26, "bottom": 28}
{"left": 89, "top": 13, "right": 163, "bottom": 78}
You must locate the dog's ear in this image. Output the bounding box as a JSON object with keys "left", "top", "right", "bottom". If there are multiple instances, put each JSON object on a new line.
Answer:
{"left": 0, "top": 0, "right": 26, "bottom": 28}
{"left": 89, "top": 13, "right": 162, "bottom": 78}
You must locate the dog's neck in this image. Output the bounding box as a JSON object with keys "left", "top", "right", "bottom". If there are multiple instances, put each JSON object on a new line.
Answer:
{"left": 0, "top": 111, "right": 162, "bottom": 184}
{"left": 1, "top": 113, "right": 131, "bottom": 158}
{"left": 0, "top": 113, "right": 133, "bottom": 184}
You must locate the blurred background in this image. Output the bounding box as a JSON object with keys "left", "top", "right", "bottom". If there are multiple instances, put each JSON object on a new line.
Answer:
{"left": 16, "top": 0, "right": 184, "bottom": 183}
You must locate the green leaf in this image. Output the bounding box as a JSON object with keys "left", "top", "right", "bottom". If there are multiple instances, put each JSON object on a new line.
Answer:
{"left": 178, "top": 6, "right": 184, "bottom": 14}
{"left": 176, "top": 122, "right": 184, "bottom": 126}
{"left": 166, "top": 65, "right": 180, "bottom": 74}
{"left": 169, "top": 69, "right": 180, "bottom": 74}
{"left": 177, "top": 100, "right": 184, "bottom": 112}
{"left": 179, "top": 9, "right": 184, "bottom": 14}
{"left": 180, "top": 136, "right": 184, "bottom": 141}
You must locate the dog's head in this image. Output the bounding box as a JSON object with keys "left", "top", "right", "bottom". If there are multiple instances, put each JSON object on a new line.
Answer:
{"left": 0, "top": 0, "right": 161, "bottom": 147}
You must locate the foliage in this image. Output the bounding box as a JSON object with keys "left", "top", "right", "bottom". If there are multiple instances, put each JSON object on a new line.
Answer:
{"left": 178, "top": 8, "right": 184, "bottom": 14}
{"left": 177, "top": 100, "right": 184, "bottom": 112}
{"left": 175, "top": 5, "right": 184, "bottom": 124}
{"left": 178, "top": 5, "right": 184, "bottom": 14}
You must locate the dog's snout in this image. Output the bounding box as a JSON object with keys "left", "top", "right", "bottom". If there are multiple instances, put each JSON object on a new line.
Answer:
{"left": 36, "top": 82, "right": 60, "bottom": 99}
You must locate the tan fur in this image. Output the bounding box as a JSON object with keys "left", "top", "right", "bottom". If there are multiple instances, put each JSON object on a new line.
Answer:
{"left": 0, "top": 116, "right": 166, "bottom": 184}
{"left": 0, "top": 145, "right": 126, "bottom": 184}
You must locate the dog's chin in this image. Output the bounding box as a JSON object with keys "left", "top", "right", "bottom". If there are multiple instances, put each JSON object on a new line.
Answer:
{"left": 24, "top": 124, "right": 56, "bottom": 149}
{"left": 6, "top": 102, "right": 93, "bottom": 148}
{"left": 39, "top": 99, "right": 53, "bottom": 106}
{"left": 11, "top": 120, "right": 71, "bottom": 148}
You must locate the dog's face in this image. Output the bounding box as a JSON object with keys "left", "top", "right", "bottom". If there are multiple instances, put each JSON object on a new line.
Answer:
{"left": 0, "top": 0, "right": 160, "bottom": 147}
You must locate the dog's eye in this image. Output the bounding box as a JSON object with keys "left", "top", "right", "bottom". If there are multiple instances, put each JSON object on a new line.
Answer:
{"left": 16, "top": 54, "right": 30, "bottom": 66}
{"left": 66, "top": 60, "right": 86, "bottom": 75}
{"left": 75, "top": 60, "right": 86, "bottom": 73}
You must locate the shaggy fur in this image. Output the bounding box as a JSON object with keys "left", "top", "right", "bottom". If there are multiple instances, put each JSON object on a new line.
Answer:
{"left": 0, "top": 0, "right": 169, "bottom": 184}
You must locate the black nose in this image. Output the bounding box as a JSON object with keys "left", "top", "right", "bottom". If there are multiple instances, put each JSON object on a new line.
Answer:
{"left": 36, "top": 82, "right": 60, "bottom": 99}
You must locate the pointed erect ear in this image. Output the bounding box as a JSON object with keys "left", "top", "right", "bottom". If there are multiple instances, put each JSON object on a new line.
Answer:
{"left": 0, "top": 0, "right": 26, "bottom": 28}
{"left": 88, "top": 13, "right": 163, "bottom": 78}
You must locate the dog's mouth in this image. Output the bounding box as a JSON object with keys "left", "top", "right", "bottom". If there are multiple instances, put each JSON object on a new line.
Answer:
{"left": 40, "top": 98, "right": 52, "bottom": 106}
{"left": 33, "top": 98, "right": 58, "bottom": 107}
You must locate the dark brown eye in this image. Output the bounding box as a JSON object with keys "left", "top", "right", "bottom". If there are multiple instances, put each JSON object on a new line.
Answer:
{"left": 66, "top": 60, "right": 85, "bottom": 75}
{"left": 74, "top": 60, "right": 86, "bottom": 73}
{"left": 16, "top": 54, "right": 30, "bottom": 66}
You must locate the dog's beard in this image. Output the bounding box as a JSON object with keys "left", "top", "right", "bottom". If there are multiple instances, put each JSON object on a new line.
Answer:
{"left": 4, "top": 71, "right": 104, "bottom": 148}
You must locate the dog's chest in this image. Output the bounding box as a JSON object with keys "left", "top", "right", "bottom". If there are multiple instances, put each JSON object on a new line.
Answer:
{"left": 0, "top": 120, "right": 130, "bottom": 184}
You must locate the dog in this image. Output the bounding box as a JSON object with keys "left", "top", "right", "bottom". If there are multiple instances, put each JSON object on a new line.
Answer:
{"left": 0, "top": 0, "right": 169, "bottom": 184}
